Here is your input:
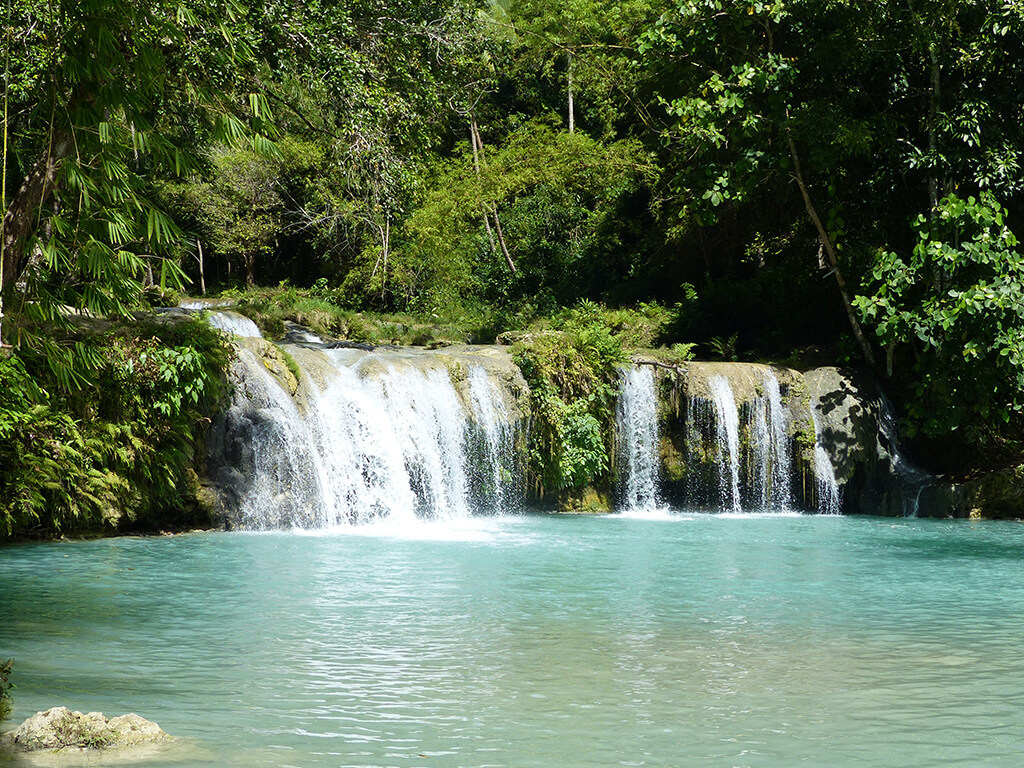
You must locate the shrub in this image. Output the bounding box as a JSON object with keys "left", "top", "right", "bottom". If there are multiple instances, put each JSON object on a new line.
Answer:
{"left": 512, "top": 316, "right": 625, "bottom": 495}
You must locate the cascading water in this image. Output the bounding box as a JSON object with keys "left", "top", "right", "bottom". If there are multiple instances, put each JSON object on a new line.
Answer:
{"left": 679, "top": 367, "right": 803, "bottom": 513}
{"left": 878, "top": 394, "right": 931, "bottom": 518}
{"left": 467, "top": 366, "right": 516, "bottom": 514}
{"left": 709, "top": 375, "right": 742, "bottom": 513}
{"left": 302, "top": 357, "right": 418, "bottom": 527}
{"left": 616, "top": 366, "right": 662, "bottom": 511}
{"left": 204, "top": 310, "right": 263, "bottom": 338}
{"left": 373, "top": 365, "right": 475, "bottom": 521}
{"left": 225, "top": 347, "right": 328, "bottom": 528}
{"left": 212, "top": 344, "right": 524, "bottom": 529}
{"left": 810, "top": 410, "right": 842, "bottom": 515}
{"left": 762, "top": 373, "right": 791, "bottom": 510}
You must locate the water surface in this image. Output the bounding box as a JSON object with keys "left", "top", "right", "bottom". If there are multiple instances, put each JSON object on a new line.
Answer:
{"left": 2, "top": 514, "right": 1023, "bottom": 767}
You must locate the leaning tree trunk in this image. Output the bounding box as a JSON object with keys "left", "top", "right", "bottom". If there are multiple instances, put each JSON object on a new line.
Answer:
{"left": 470, "top": 116, "right": 516, "bottom": 273}
{"left": 1, "top": 130, "right": 75, "bottom": 291}
{"left": 786, "top": 134, "right": 876, "bottom": 367}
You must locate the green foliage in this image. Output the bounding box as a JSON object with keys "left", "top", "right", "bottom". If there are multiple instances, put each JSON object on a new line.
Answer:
{"left": 0, "top": 318, "right": 231, "bottom": 537}
{"left": 397, "top": 122, "right": 657, "bottom": 315}
{"left": 707, "top": 333, "right": 740, "bottom": 362}
{"left": 226, "top": 285, "right": 492, "bottom": 344}
{"left": 855, "top": 192, "right": 1024, "bottom": 443}
{"left": 550, "top": 300, "right": 681, "bottom": 348}
{"left": 512, "top": 313, "right": 626, "bottom": 494}
{"left": 161, "top": 137, "right": 322, "bottom": 287}
{"left": 3, "top": 0, "right": 272, "bottom": 346}
{"left": 0, "top": 659, "right": 12, "bottom": 723}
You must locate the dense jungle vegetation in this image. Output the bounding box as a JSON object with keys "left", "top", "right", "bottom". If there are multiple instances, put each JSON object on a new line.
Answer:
{"left": 2, "top": 0, "right": 1024, "bottom": 535}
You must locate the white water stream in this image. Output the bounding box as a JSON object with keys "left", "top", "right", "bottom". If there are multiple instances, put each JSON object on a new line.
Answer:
{"left": 616, "top": 366, "right": 662, "bottom": 511}
{"left": 709, "top": 375, "right": 743, "bottom": 513}
{"left": 205, "top": 310, "right": 263, "bottom": 337}
{"left": 810, "top": 409, "right": 842, "bottom": 515}
{"left": 222, "top": 347, "right": 521, "bottom": 529}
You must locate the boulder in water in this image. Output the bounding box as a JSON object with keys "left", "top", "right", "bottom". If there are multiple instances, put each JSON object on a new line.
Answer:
{"left": 4, "top": 707, "right": 169, "bottom": 751}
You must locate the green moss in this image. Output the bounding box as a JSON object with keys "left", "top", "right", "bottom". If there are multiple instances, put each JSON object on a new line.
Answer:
{"left": 0, "top": 658, "right": 12, "bottom": 724}
{"left": 557, "top": 486, "right": 613, "bottom": 514}
{"left": 275, "top": 344, "right": 302, "bottom": 385}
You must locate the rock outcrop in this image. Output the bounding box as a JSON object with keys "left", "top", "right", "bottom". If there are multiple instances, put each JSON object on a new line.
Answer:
{"left": 804, "top": 367, "right": 941, "bottom": 516}
{"left": 4, "top": 707, "right": 169, "bottom": 751}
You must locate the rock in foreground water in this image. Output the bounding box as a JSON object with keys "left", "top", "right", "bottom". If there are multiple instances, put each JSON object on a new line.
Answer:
{"left": 5, "top": 707, "right": 170, "bottom": 751}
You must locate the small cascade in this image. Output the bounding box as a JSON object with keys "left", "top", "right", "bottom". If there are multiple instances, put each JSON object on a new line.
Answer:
{"left": 227, "top": 347, "right": 329, "bottom": 528}
{"left": 878, "top": 395, "right": 931, "bottom": 518}
{"left": 205, "top": 310, "right": 263, "bottom": 338}
{"left": 303, "top": 360, "right": 418, "bottom": 527}
{"left": 709, "top": 375, "right": 742, "bottom": 513}
{"left": 374, "top": 365, "right": 475, "bottom": 520}
{"left": 810, "top": 410, "right": 842, "bottom": 515}
{"left": 212, "top": 346, "right": 523, "bottom": 529}
{"left": 679, "top": 367, "right": 802, "bottom": 513}
{"left": 763, "top": 373, "right": 791, "bottom": 510}
{"left": 467, "top": 366, "right": 516, "bottom": 514}
{"left": 616, "top": 366, "right": 662, "bottom": 511}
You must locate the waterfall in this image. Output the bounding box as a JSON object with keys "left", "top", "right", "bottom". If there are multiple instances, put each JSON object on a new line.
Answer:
{"left": 374, "top": 365, "right": 475, "bottom": 521}
{"left": 227, "top": 347, "right": 330, "bottom": 528}
{"left": 709, "top": 375, "right": 742, "bottom": 513}
{"left": 205, "top": 310, "right": 263, "bottom": 338}
{"left": 467, "top": 366, "right": 516, "bottom": 514}
{"left": 616, "top": 366, "right": 662, "bottom": 511}
{"left": 303, "top": 359, "right": 418, "bottom": 527}
{"left": 763, "top": 373, "right": 791, "bottom": 510}
{"left": 810, "top": 410, "right": 842, "bottom": 515}
{"left": 679, "top": 367, "right": 801, "bottom": 514}
{"left": 878, "top": 394, "right": 931, "bottom": 518}
{"left": 214, "top": 346, "right": 523, "bottom": 529}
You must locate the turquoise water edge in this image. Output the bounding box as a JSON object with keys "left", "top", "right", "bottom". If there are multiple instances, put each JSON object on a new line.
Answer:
{"left": 2, "top": 513, "right": 1023, "bottom": 767}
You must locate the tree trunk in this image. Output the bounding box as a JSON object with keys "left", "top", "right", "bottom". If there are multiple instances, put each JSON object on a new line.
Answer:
{"left": 196, "top": 239, "right": 206, "bottom": 295}
{"left": 470, "top": 120, "right": 498, "bottom": 255}
{"left": 787, "top": 134, "right": 876, "bottom": 367}
{"left": 567, "top": 52, "right": 575, "bottom": 134}
{"left": 928, "top": 40, "right": 940, "bottom": 214}
{"left": 1, "top": 130, "right": 75, "bottom": 291}
{"left": 471, "top": 117, "right": 516, "bottom": 273}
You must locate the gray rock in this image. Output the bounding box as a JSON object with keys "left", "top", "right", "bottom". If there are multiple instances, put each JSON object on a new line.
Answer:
{"left": 5, "top": 707, "right": 169, "bottom": 751}
{"left": 804, "top": 367, "right": 939, "bottom": 516}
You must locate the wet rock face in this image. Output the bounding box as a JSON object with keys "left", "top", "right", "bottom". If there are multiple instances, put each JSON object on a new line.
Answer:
{"left": 4, "top": 707, "right": 169, "bottom": 751}
{"left": 803, "top": 367, "right": 941, "bottom": 517}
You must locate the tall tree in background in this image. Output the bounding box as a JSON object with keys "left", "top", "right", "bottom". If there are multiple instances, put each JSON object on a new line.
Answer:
{"left": 635, "top": 0, "right": 1024, "bottom": 367}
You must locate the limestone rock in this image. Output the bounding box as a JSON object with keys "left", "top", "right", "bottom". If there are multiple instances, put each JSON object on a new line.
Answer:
{"left": 5, "top": 707, "right": 169, "bottom": 751}
{"left": 804, "top": 367, "right": 940, "bottom": 516}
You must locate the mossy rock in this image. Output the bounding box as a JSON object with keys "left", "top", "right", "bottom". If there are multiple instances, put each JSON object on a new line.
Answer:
{"left": 958, "top": 465, "right": 1024, "bottom": 519}
{"left": 557, "top": 487, "right": 612, "bottom": 514}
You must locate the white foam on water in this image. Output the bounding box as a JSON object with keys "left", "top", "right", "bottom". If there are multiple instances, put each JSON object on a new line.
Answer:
{"left": 205, "top": 310, "right": 263, "bottom": 338}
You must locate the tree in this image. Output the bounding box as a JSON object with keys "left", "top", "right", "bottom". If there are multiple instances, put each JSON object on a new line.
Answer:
{"left": 397, "top": 121, "right": 656, "bottom": 314}
{"left": 248, "top": 0, "right": 485, "bottom": 292}
{"left": 855, "top": 192, "right": 1024, "bottom": 448}
{"left": 0, "top": 0, "right": 269, "bottom": 378}
{"left": 635, "top": 0, "right": 1024, "bottom": 366}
